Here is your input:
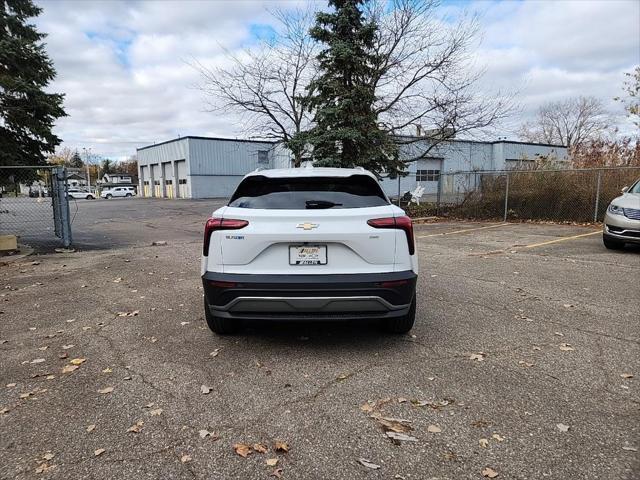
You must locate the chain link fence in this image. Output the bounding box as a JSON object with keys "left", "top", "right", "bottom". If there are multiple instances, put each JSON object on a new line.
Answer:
{"left": 391, "top": 167, "right": 640, "bottom": 223}
{"left": 0, "top": 166, "right": 72, "bottom": 250}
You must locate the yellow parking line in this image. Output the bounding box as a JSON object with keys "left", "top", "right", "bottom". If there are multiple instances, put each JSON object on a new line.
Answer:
{"left": 417, "top": 223, "right": 509, "bottom": 238}
{"left": 524, "top": 230, "right": 601, "bottom": 249}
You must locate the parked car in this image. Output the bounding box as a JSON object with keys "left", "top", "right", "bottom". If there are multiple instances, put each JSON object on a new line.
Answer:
{"left": 201, "top": 167, "right": 418, "bottom": 334}
{"left": 101, "top": 186, "right": 136, "bottom": 199}
{"left": 67, "top": 188, "right": 94, "bottom": 200}
{"left": 603, "top": 178, "right": 640, "bottom": 249}
{"left": 28, "top": 187, "right": 50, "bottom": 198}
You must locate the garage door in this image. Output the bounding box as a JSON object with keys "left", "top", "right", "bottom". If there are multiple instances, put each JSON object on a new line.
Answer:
{"left": 175, "top": 160, "right": 188, "bottom": 198}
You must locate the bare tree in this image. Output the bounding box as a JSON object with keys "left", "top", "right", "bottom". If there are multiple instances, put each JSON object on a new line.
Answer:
{"left": 196, "top": 0, "right": 513, "bottom": 168}
{"left": 194, "top": 8, "right": 317, "bottom": 167}
{"left": 614, "top": 66, "right": 639, "bottom": 128}
{"left": 366, "top": 0, "right": 513, "bottom": 161}
{"left": 519, "top": 96, "right": 608, "bottom": 148}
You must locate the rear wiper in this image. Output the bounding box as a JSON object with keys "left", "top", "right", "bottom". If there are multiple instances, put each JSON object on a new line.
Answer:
{"left": 305, "top": 199, "right": 343, "bottom": 209}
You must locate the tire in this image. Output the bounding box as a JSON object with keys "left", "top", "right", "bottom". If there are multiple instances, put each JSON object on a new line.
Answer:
{"left": 106, "top": 194, "right": 112, "bottom": 199}
{"left": 87, "top": 195, "right": 94, "bottom": 200}
{"left": 383, "top": 294, "right": 416, "bottom": 334}
{"left": 204, "top": 297, "right": 239, "bottom": 334}
{"left": 125, "top": 193, "right": 132, "bottom": 197}
{"left": 603, "top": 234, "right": 624, "bottom": 250}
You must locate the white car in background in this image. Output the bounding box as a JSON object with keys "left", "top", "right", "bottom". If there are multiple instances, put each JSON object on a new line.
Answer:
{"left": 67, "top": 188, "right": 95, "bottom": 200}
{"left": 101, "top": 186, "right": 136, "bottom": 199}
{"left": 201, "top": 167, "right": 418, "bottom": 335}
{"left": 603, "top": 178, "right": 640, "bottom": 249}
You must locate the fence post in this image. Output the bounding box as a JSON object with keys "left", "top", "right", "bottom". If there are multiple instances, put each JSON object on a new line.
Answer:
{"left": 436, "top": 172, "right": 442, "bottom": 216}
{"left": 593, "top": 170, "right": 602, "bottom": 222}
{"left": 503, "top": 172, "right": 510, "bottom": 222}
{"left": 53, "top": 167, "right": 73, "bottom": 248}
{"left": 397, "top": 174, "right": 401, "bottom": 207}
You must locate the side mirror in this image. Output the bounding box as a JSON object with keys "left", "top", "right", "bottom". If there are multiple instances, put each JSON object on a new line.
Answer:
{"left": 621, "top": 186, "right": 629, "bottom": 193}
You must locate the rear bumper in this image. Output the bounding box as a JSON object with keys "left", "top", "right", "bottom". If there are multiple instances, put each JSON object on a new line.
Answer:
{"left": 202, "top": 271, "right": 417, "bottom": 321}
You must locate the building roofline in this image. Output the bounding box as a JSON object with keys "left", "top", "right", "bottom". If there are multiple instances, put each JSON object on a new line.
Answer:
{"left": 393, "top": 135, "right": 566, "bottom": 149}
{"left": 136, "top": 135, "right": 277, "bottom": 152}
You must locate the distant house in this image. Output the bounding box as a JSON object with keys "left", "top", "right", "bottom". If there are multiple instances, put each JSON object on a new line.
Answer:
{"left": 66, "top": 171, "right": 87, "bottom": 187}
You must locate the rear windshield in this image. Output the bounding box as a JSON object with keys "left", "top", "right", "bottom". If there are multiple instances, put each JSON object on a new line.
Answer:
{"left": 228, "top": 175, "right": 389, "bottom": 209}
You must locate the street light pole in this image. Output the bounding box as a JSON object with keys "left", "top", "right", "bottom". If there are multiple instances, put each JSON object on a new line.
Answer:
{"left": 83, "top": 148, "right": 92, "bottom": 192}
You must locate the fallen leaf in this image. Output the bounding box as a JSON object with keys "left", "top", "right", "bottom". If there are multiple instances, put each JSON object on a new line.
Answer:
{"left": 86, "top": 424, "right": 96, "bottom": 433}
{"left": 233, "top": 443, "right": 252, "bottom": 457}
{"left": 562, "top": 304, "right": 574, "bottom": 308}
{"left": 180, "top": 454, "right": 192, "bottom": 463}
{"left": 336, "top": 373, "right": 349, "bottom": 381}
{"left": 6, "top": 383, "right": 16, "bottom": 388}
{"left": 470, "top": 352, "right": 486, "bottom": 361}
{"left": 199, "top": 429, "right": 212, "bottom": 439}
{"left": 274, "top": 441, "right": 289, "bottom": 453}
{"left": 62, "top": 345, "right": 74, "bottom": 349}
{"left": 210, "top": 348, "right": 220, "bottom": 357}
{"left": 556, "top": 423, "right": 570, "bottom": 432}
{"left": 38, "top": 346, "right": 48, "bottom": 351}
{"left": 385, "top": 431, "right": 418, "bottom": 442}
{"left": 479, "top": 438, "right": 489, "bottom": 448}
{"left": 180, "top": 321, "right": 190, "bottom": 326}
{"left": 427, "top": 425, "right": 442, "bottom": 433}
{"left": 35, "top": 463, "right": 56, "bottom": 474}
{"left": 58, "top": 352, "right": 68, "bottom": 360}
{"left": 127, "top": 420, "right": 144, "bottom": 433}
{"left": 102, "top": 368, "right": 112, "bottom": 373}
{"left": 373, "top": 415, "right": 413, "bottom": 433}
{"left": 492, "top": 433, "right": 504, "bottom": 442}
{"left": 94, "top": 448, "right": 105, "bottom": 456}
{"left": 113, "top": 277, "right": 122, "bottom": 283}
{"left": 61, "top": 364, "right": 78, "bottom": 373}
{"left": 358, "top": 458, "right": 381, "bottom": 469}
{"left": 69, "top": 358, "right": 86, "bottom": 366}
{"left": 518, "top": 361, "right": 534, "bottom": 368}
{"left": 482, "top": 467, "right": 499, "bottom": 478}
{"left": 397, "top": 397, "right": 408, "bottom": 403}
{"left": 20, "top": 392, "right": 33, "bottom": 399}
{"left": 554, "top": 332, "right": 564, "bottom": 337}
{"left": 149, "top": 408, "right": 163, "bottom": 416}
{"left": 97, "top": 387, "right": 114, "bottom": 394}
{"left": 42, "top": 453, "right": 55, "bottom": 461}
{"left": 252, "top": 443, "right": 268, "bottom": 453}
{"left": 201, "top": 385, "right": 211, "bottom": 394}
{"left": 360, "top": 402, "right": 375, "bottom": 413}
{"left": 271, "top": 467, "right": 283, "bottom": 478}
{"left": 559, "top": 343, "right": 575, "bottom": 351}
{"left": 266, "top": 458, "right": 278, "bottom": 467}
{"left": 30, "top": 358, "right": 46, "bottom": 364}
{"left": 622, "top": 446, "right": 638, "bottom": 452}
{"left": 621, "top": 373, "right": 633, "bottom": 379}
{"left": 0, "top": 407, "right": 10, "bottom": 415}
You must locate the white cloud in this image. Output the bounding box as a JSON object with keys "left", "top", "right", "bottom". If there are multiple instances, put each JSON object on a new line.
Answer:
{"left": 34, "top": 0, "right": 640, "bottom": 159}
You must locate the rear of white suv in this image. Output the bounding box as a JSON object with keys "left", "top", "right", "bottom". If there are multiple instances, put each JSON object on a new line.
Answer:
{"left": 201, "top": 168, "right": 418, "bottom": 334}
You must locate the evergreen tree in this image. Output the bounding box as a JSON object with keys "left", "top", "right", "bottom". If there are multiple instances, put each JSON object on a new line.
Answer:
{"left": 303, "top": 0, "right": 401, "bottom": 175}
{"left": 69, "top": 150, "right": 84, "bottom": 168}
{"left": 0, "top": 0, "right": 66, "bottom": 167}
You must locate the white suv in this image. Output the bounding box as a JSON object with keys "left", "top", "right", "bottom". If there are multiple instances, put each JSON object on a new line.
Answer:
{"left": 101, "top": 186, "right": 136, "bottom": 199}
{"left": 201, "top": 167, "right": 418, "bottom": 334}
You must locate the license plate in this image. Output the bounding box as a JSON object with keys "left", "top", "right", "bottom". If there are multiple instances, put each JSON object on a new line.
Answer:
{"left": 289, "top": 245, "right": 327, "bottom": 265}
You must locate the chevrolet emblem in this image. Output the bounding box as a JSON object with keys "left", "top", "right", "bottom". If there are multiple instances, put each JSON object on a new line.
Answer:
{"left": 296, "top": 222, "right": 319, "bottom": 230}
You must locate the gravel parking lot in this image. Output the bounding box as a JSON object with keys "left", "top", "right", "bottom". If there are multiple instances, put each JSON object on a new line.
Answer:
{"left": 1, "top": 199, "right": 638, "bottom": 479}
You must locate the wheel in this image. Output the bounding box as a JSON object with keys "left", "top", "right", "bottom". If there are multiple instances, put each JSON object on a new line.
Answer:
{"left": 383, "top": 294, "right": 416, "bottom": 334}
{"left": 87, "top": 195, "right": 94, "bottom": 200}
{"left": 125, "top": 193, "right": 132, "bottom": 197}
{"left": 204, "top": 297, "right": 239, "bottom": 334}
{"left": 603, "top": 235, "right": 624, "bottom": 250}
{"left": 106, "top": 194, "right": 112, "bottom": 199}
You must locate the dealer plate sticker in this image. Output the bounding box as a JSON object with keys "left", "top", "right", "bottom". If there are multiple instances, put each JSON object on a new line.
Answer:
{"left": 289, "top": 245, "right": 327, "bottom": 265}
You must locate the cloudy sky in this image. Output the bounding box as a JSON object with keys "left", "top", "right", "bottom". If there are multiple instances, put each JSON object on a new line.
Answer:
{"left": 35, "top": 0, "right": 640, "bottom": 160}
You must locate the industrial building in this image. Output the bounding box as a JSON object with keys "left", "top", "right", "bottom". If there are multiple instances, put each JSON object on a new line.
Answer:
{"left": 136, "top": 136, "right": 567, "bottom": 199}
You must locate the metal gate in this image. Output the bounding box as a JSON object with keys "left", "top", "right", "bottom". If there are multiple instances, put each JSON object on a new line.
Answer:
{"left": 0, "top": 166, "right": 72, "bottom": 249}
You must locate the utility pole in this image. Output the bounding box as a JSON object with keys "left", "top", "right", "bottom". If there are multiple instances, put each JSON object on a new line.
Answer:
{"left": 83, "top": 147, "right": 92, "bottom": 192}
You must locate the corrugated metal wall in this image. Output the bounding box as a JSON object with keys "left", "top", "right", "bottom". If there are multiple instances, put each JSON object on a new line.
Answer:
{"left": 188, "top": 138, "right": 274, "bottom": 175}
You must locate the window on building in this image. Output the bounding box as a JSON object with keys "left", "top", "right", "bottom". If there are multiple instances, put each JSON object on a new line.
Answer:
{"left": 178, "top": 179, "right": 187, "bottom": 185}
{"left": 257, "top": 150, "right": 269, "bottom": 165}
{"left": 143, "top": 181, "right": 149, "bottom": 185}
{"left": 505, "top": 159, "right": 535, "bottom": 170}
{"left": 416, "top": 169, "right": 441, "bottom": 182}
{"left": 154, "top": 180, "right": 160, "bottom": 185}
{"left": 165, "top": 179, "right": 173, "bottom": 185}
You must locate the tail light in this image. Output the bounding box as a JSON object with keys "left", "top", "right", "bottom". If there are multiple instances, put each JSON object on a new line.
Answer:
{"left": 203, "top": 217, "right": 248, "bottom": 256}
{"left": 368, "top": 216, "right": 415, "bottom": 255}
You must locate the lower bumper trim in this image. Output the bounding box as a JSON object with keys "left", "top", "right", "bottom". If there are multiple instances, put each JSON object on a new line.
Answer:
{"left": 213, "top": 295, "right": 409, "bottom": 313}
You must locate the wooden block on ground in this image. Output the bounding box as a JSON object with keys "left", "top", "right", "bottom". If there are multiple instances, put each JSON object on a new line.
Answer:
{"left": 0, "top": 235, "right": 18, "bottom": 252}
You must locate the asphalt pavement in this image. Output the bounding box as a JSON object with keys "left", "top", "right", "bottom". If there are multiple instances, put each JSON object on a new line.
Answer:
{"left": 0, "top": 199, "right": 638, "bottom": 479}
